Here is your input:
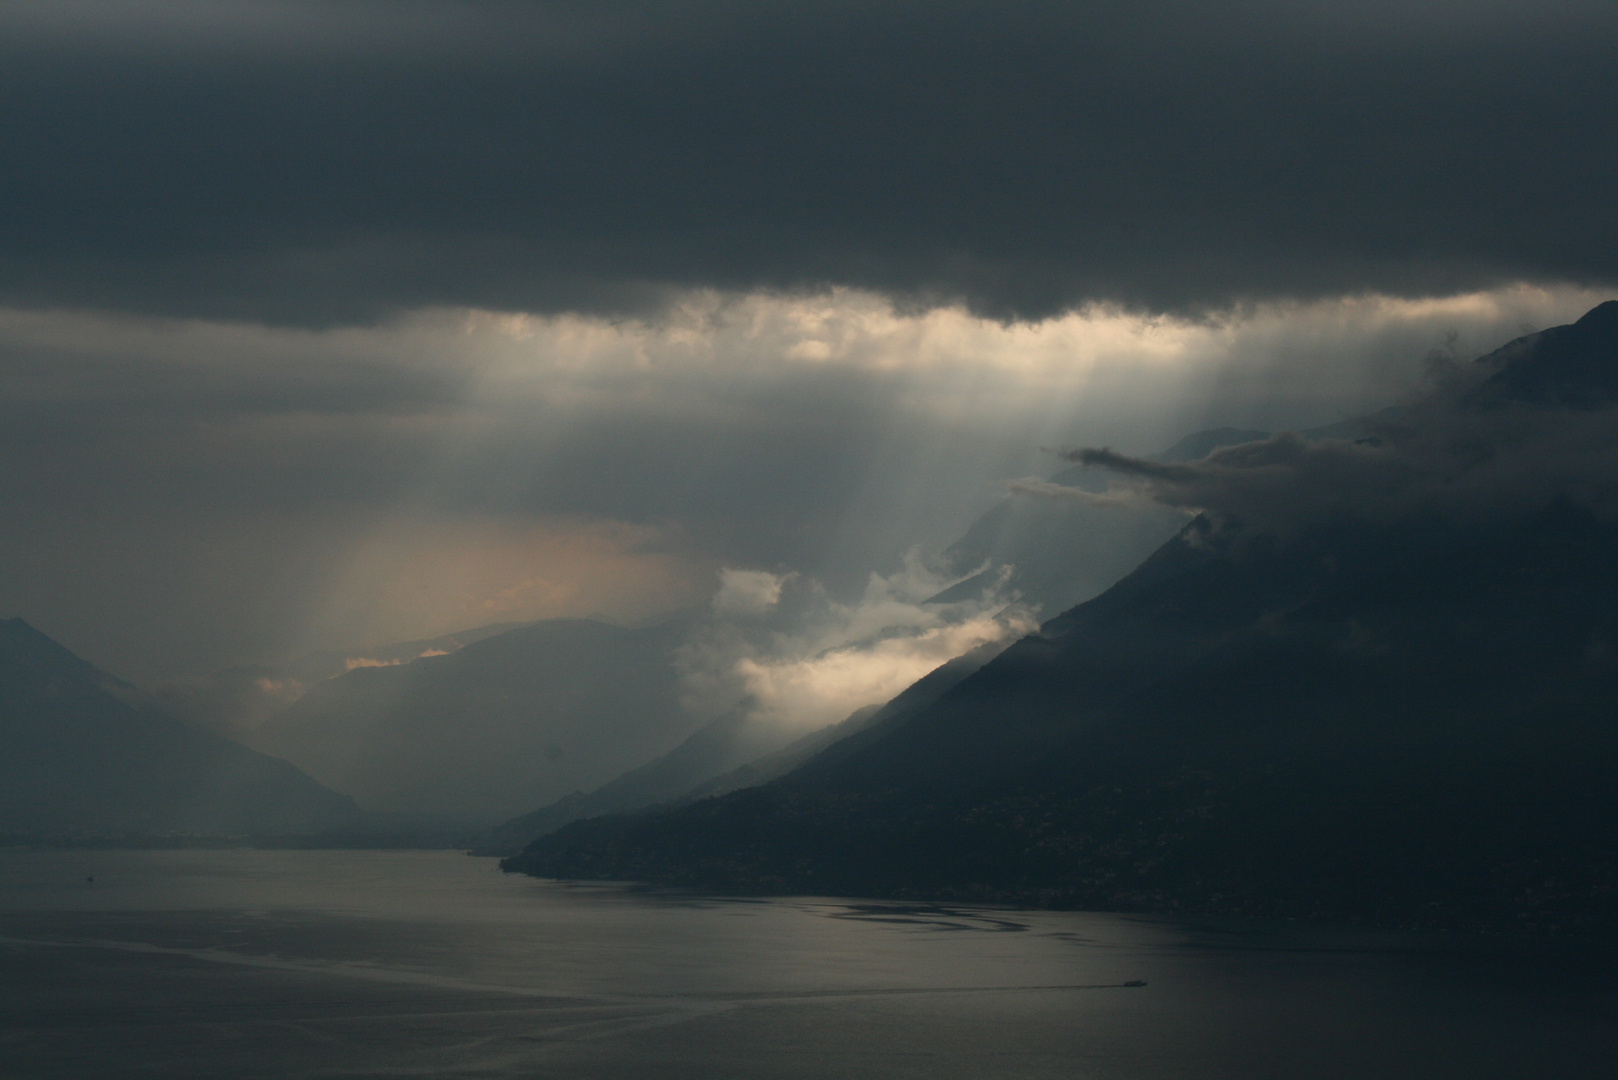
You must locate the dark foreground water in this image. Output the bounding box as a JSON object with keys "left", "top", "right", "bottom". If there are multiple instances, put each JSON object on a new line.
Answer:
{"left": 1, "top": 850, "right": 1614, "bottom": 1079}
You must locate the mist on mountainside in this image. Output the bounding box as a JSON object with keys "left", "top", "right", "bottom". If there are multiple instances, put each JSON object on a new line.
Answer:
{"left": 246, "top": 552, "right": 1036, "bottom": 827}
{"left": 508, "top": 302, "right": 1618, "bottom": 933}
{"left": 480, "top": 424, "right": 1330, "bottom": 852}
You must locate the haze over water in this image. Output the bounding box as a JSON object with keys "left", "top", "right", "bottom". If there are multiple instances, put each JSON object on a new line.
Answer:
{"left": 1, "top": 849, "right": 1612, "bottom": 1079}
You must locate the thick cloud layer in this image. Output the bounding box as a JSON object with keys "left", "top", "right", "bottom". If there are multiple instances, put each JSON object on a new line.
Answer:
{"left": 0, "top": 286, "right": 1605, "bottom": 679}
{"left": 2, "top": 1, "right": 1615, "bottom": 323}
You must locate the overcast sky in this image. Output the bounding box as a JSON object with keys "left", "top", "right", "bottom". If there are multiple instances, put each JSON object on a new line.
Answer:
{"left": 1, "top": 2, "right": 1614, "bottom": 680}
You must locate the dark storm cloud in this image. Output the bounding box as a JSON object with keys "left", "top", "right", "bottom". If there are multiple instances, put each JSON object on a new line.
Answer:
{"left": 2, "top": 1, "right": 1615, "bottom": 324}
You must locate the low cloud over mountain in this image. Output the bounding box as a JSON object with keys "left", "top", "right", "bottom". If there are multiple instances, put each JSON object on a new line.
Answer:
{"left": 1064, "top": 302, "right": 1618, "bottom": 533}
{"left": 508, "top": 301, "right": 1618, "bottom": 932}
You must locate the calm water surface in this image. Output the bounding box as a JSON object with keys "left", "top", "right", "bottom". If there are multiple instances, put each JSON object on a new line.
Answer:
{"left": 1, "top": 849, "right": 1613, "bottom": 1078}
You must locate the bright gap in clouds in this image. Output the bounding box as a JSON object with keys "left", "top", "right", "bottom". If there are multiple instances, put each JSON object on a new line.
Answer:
{"left": 0, "top": 283, "right": 1606, "bottom": 683}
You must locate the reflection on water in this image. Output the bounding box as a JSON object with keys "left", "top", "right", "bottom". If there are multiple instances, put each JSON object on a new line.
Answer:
{"left": 1, "top": 849, "right": 1614, "bottom": 1079}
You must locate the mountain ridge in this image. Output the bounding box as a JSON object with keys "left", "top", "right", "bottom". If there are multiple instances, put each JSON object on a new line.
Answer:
{"left": 0, "top": 618, "right": 362, "bottom": 838}
{"left": 249, "top": 616, "right": 704, "bottom": 824}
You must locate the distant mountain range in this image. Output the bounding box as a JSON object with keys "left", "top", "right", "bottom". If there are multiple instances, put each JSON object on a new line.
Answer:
{"left": 153, "top": 621, "right": 533, "bottom": 738}
{"left": 506, "top": 301, "right": 1618, "bottom": 934}
{"left": 0, "top": 618, "right": 360, "bottom": 838}
{"left": 247, "top": 617, "right": 706, "bottom": 825}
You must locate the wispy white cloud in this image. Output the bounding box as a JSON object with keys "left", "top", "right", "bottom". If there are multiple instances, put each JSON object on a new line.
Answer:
{"left": 680, "top": 552, "right": 1035, "bottom": 733}
{"left": 341, "top": 656, "right": 402, "bottom": 672}
{"left": 711, "top": 569, "right": 790, "bottom": 617}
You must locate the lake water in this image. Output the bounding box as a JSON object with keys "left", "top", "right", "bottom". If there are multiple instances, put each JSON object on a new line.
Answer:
{"left": 1, "top": 849, "right": 1613, "bottom": 1079}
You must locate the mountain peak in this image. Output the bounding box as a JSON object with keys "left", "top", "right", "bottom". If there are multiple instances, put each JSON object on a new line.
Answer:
{"left": 1573, "top": 298, "right": 1618, "bottom": 333}
{"left": 0, "top": 617, "right": 110, "bottom": 685}
{"left": 0, "top": 620, "right": 361, "bottom": 835}
{"left": 1477, "top": 299, "right": 1618, "bottom": 407}
{"left": 2, "top": 615, "right": 51, "bottom": 643}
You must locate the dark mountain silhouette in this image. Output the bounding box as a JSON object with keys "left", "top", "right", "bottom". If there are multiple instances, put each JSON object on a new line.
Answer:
{"left": 507, "top": 303, "right": 1618, "bottom": 933}
{"left": 250, "top": 617, "right": 703, "bottom": 825}
{"left": 1473, "top": 299, "right": 1618, "bottom": 407}
{"left": 0, "top": 619, "right": 360, "bottom": 837}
